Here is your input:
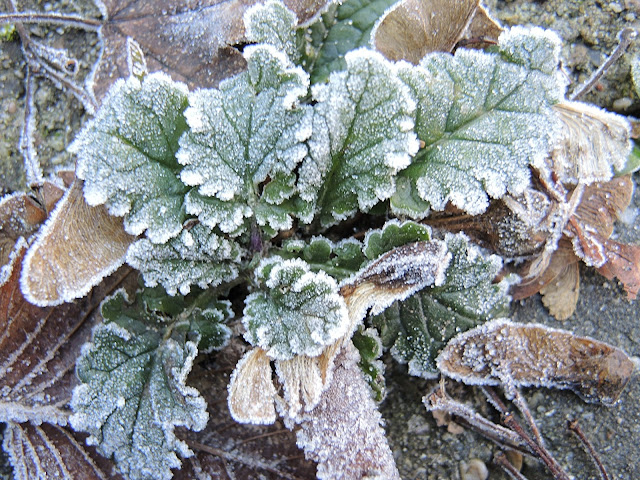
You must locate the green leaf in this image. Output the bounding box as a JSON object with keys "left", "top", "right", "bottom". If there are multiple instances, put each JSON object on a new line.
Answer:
{"left": 186, "top": 303, "right": 234, "bottom": 353}
{"left": 72, "top": 73, "right": 189, "bottom": 243}
{"left": 391, "top": 27, "right": 564, "bottom": 218}
{"left": 305, "top": 0, "right": 398, "bottom": 84}
{"left": 177, "top": 45, "right": 312, "bottom": 237}
{"left": 352, "top": 326, "right": 385, "bottom": 401}
{"left": 299, "top": 49, "right": 419, "bottom": 226}
{"left": 243, "top": 257, "right": 349, "bottom": 359}
{"left": 69, "top": 290, "right": 210, "bottom": 480}
{"left": 370, "top": 233, "right": 511, "bottom": 378}
{"left": 616, "top": 144, "right": 640, "bottom": 177}
{"left": 126, "top": 223, "right": 244, "bottom": 296}
{"left": 363, "top": 219, "right": 432, "bottom": 260}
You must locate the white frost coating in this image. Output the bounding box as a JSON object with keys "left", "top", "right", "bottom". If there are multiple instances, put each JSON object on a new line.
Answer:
{"left": 244, "top": 0, "right": 300, "bottom": 63}
{"left": 177, "top": 45, "right": 311, "bottom": 236}
{"left": 498, "top": 26, "right": 562, "bottom": 75}
{"left": 392, "top": 28, "right": 565, "bottom": 219}
{"left": 126, "top": 224, "right": 242, "bottom": 296}
{"left": 0, "top": 237, "right": 27, "bottom": 286}
{"left": 71, "top": 72, "right": 189, "bottom": 244}
{"left": 243, "top": 258, "right": 350, "bottom": 360}
{"left": 300, "top": 47, "right": 419, "bottom": 226}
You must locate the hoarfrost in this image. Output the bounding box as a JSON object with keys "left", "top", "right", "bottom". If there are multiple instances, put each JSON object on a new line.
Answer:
{"left": 72, "top": 73, "right": 190, "bottom": 244}
{"left": 177, "top": 45, "right": 312, "bottom": 237}
{"left": 244, "top": 0, "right": 300, "bottom": 63}
{"left": 243, "top": 258, "right": 350, "bottom": 360}
{"left": 126, "top": 223, "right": 243, "bottom": 295}
{"left": 392, "top": 27, "right": 564, "bottom": 218}
{"left": 299, "top": 48, "right": 419, "bottom": 226}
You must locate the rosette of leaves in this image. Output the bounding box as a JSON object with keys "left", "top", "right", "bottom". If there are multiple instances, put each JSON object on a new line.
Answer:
{"left": 177, "top": 44, "right": 312, "bottom": 237}
{"left": 391, "top": 26, "right": 566, "bottom": 217}
{"left": 243, "top": 257, "right": 349, "bottom": 359}
{"left": 72, "top": 73, "right": 190, "bottom": 244}
{"left": 370, "top": 233, "right": 512, "bottom": 378}
{"left": 70, "top": 288, "right": 232, "bottom": 480}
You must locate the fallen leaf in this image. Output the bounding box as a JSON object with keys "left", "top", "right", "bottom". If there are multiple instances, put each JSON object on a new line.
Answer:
{"left": 92, "top": 0, "right": 330, "bottom": 101}
{"left": 20, "top": 179, "right": 135, "bottom": 307}
{"left": 4, "top": 422, "right": 123, "bottom": 480}
{"left": 437, "top": 319, "right": 635, "bottom": 406}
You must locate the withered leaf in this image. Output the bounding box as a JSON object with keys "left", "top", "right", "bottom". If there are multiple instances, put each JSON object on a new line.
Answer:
{"left": 0, "top": 240, "right": 130, "bottom": 426}
{"left": 4, "top": 422, "right": 123, "bottom": 480}
{"left": 372, "top": 0, "right": 501, "bottom": 64}
{"left": 21, "top": 179, "right": 134, "bottom": 307}
{"left": 92, "top": 0, "right": 330, "bottom": 101}
{"left": 549, "top": 102, "right": 632, "bottom": 184}
{"left": 437, "top": 319, "right": 635, "bottom": 406}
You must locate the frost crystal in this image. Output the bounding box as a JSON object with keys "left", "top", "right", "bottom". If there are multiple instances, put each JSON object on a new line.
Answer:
{"left": 126, "top": 223, "right": 243, "bottom": 295}
{"left": 72, "top": 73, "right": 189, "bottom": 244}
{"left": 177, "top": 45, "right": 312, "bottom": 237}
{"left": 299, "top": 48, "right": 419, "bottom": 225}
{"left": 243, "top": 258, "right": 349, "bottom": 360}
{"left": 70, "top": 291, "right": 208, "bottom": 480}
{"left": 371, "top": 233, "right": 511, "bottom": 378}
{"left": 244, "top": 0, "right": 301, "bottom": 63}
{"left": 392, "top": 27, "right": 564, "bottom": 218}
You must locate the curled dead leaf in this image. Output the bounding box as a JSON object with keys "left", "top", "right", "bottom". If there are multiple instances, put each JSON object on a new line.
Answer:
{"left": 437, "top": 319, "right": 635, "bottom": 406}
{"left": 275, "top": 355, "right": 324, "bottom": 419}
{"left": 20, "top": 179, "right": 134, "bottom": 307}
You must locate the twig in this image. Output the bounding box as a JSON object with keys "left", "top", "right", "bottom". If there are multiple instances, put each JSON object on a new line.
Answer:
{"left": 494, "top": 451, "right": 529, "bottom": 480}
{"left": 512, "top": 388, "right": 545, "bottom": 448}
{"left": 571, "top": 28, "right": 637, "bottom": 101}
{"left": 0, "top": 12, "right": 101, "bottom": 30}
{"left": 20, "top": 66, "right": 43, "bottom": 185}
{"left": 568, "top": 419, "right": 611, "bottom": 480}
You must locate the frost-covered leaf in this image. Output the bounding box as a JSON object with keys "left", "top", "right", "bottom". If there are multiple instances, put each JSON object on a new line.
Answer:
{"left": 186, "top": 303, "right": 234, "bottom": 353}
{"left": 305, "top": 0, "right": 397, "bottom": 84}
{"left": 177, "top": 45, "right": 312, "bottom": 237}
{"left": 300, "top": 49, "right": 419, "bottom": 226}
{"left": 70, "top": 290, "right": 209, "bottom": 480}
{"left": 548, "top": 102, "right": 632, "bottom": 184}
{"left": 4, "top": 422, "right": 123, "bottom": 480}
{"left": 126, "top": 223, "right": 243, "bottom": 295}
{"left": 372, "top": 0, "right": 478, "bottom": 64}
{"left": 0, "top": 240, "right": 130, "bottom": 427}
{"left": 244, "top": 0, "right": 303, "bottom": 63}
{"left": 275, "top": 354, "right": 324, "bottom": 418}
{"left": 351, "top": 327, "right": 385, "bottom": 401}
{"left": 73, "top": 73, "right": 190, "bottom": 244}
{"left": 362, "top": 219, "right": 432, "bottom": 260}
{"left": 391, "top": 26, "right": 564, "bottom": 218}
{"left": 243, "top": 257, "right": 349, "bottom": 359}
{"left": 21, "top": 180, "right": 134, "bottom": 306}
{"left": 370, "top": 233, "right": 511, "bottom": 378}
{"left": 437, "top": 319, "right": 635, "bottom": 406}
{"left": 228, "top": 348, "right": 277, "bottom": 424}
{"left": 278, "top": 236, "right": 366, "bottom": 279}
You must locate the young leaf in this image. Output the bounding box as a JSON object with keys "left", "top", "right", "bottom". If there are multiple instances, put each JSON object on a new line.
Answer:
{"left": 300, "top": 49, "right": 419, "bottom": 226}
{"left": 305, "top": 0, "right": 398, "bottom": 84}
{"left": 72, "top": 72, "right": 190, "bottom": 244}
{"left": 243, "top": 257, "right": 349, "bottom": 360}
{"left": 244, "top": 0, "right": 302, "bottom": 63}
{"left": 437, "top": 319, "right": 635, "bottom": 406}
{"left": 351, "top": 327, "right": 385, "bottom": 401}
{"left": 126, "top": 223, "right": 243, "bottom": 296}
{"left": 370, "top": 233, "right": 511, "bottom": 378}
{"left": 391, "top": 26, "right": 564, "bottom": 218}
{"left": 177, "top": 45, "right": 312, "bottom": 237}
{"left": 70, "top": 290, "right": 209, "bottom": 480}
{"left": 362, "top": 218, "right": 432, "bottom": 260}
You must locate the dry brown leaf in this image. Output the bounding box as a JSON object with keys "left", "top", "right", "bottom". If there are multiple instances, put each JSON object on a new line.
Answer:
{"left": 275, "top": 355, "right": 324, "bottom": 419}
{"left": 92, "top": 0, "right": 330, "bottom": 101}
{"left": 4, "top": 422, "right": 123, "bottom": 480}
{"left": 20, "top": 179, "right": 134, "bottom": 307}
{"left": 458, "top": 4, "right": 502, "bottom": 49}
{"left": 549, "top": 102, "right": 632, "bottom": 184}
{"left": 437, "top": 319, "right": 635, "bottom": 406}
{"left": 595, "top": 239, "right": 640, "bottom": 300}
{"left": 372, "top": 0, "right": 479, "bottom": 64}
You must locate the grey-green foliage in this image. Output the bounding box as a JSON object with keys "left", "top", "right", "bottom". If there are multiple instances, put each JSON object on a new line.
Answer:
{"left": 177, "top": 45, "right": 312, "bottom": 237}
{"left": 70, "top": 289, "right": 232, "bottom": 480}
{"left": 244, "top": 0, "right": 303, "bottom": 63}
{"left": 72, "top": 73, "right": 189, "bottom": 244}
{"left": 391, "top": 26, "right": 565, "bottom": 218}
{"left": 299, "top": 48, "right": 419, "bottom": 226}
{"left": 243, "top": 257, "right": 349, "bottom": 359}
{"left": 305, "top": 0, "right": 398, "bottom": 84}
{"left": 370, "top": 233, "right": 512, "bottom": 378}
{"left": 126, "top": 223, "right": 244, "bottom": 296}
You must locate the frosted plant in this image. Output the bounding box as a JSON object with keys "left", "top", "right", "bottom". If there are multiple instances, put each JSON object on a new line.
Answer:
{"left": 20, "top": 0, "right": 632, "bottom": 478}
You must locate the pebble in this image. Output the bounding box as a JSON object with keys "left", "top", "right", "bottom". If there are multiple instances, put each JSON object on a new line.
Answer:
{"left": 460, "top": 459, "right": 489, "bottom": 480}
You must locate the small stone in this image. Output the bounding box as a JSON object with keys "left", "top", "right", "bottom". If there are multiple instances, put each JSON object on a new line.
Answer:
{"left": 460, "top": 458, "right": 489, "bottom": 480}
{"left": 612, "top": 97, "right": 633, "bottom": 111}
{"left": 610, "top": 2, "right": 623, "bottom": 13}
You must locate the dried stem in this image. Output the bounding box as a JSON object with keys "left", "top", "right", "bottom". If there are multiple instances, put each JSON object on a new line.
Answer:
{"left": 494, "top": 451, "right": 529, "bottom": 480}
{"left": 571, "top": 28, "right": 637, "bottom": 101}
{"left": 20, "top": 67, "right": 43, "bottom": 185}
{"left": 568, "top": 419, "right": 611, "bottom": 480}
{"left": 0, "top": 12, "right": 101, "bottom": 30}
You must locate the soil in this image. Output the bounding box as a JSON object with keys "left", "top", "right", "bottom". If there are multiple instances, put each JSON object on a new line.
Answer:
{"left": 0, "top": 0, "right": 639, "bottom": 479}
